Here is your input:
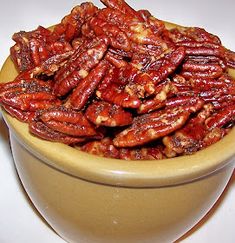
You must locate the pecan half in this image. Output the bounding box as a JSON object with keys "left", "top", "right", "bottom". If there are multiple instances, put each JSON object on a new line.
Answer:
{"left": 85, "top": 100, "right": 133, "bottom": 127}
{"left": 113, "top": 107, "right": 190, "bottom": 147}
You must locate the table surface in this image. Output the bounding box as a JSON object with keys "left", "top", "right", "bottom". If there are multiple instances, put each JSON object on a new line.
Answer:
{"left": 0, "top": 1, "right": 234, "bottom": 242}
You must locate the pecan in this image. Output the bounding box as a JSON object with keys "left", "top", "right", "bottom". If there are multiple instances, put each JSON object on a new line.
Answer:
{"left": 0, "top": 78, "right": 61, "bottom": 111}
{"left": 162, "top": 103, "right": 233, "bottom": 157}
{"left": 105, "top": 51, "right": 128, "bottom": 68}
{"left": 166, "top": 26, "right": 221, "bottom": 45}
{"left": 182, "top": 62, "right": 223, "bottom": 75}
{"left": 37, "top": 107, "right": 98, "bottom": 137}
{"left": 189, "top": 77, "right": 228, "bottom": 90}
{"left": 53, "top": 38, "right": 90, "bottom": 82}
{"left": 53, "top": 36, "right": 109, "bottom": 96}
{"left": 186, "top": 55, "right": 226, "bottom": 70}
{"left": 97, "top": 82, "right": 141, "bottom": 108}
{"left": 130, "top": 43, "right": 163, "bottom": 60}
{"left": 81, "top": 137, "right": 120, "bottom": 158}
{"left": 119, "top": 145, "right": 165, "bottom": 160}
{"left": 53, "top": 2, "right": 98, "bottom": 42}
{"left": 180, "top": 61, "right": 223, "bottom": 79}
{"left": 1, "top": 104, "right": 35, "bottom": 122}
{"left": 85, "top": 100, "right": 133, "bottom": 127}
{"left": 124, "top": 48, "right": 185, "bottom": 101}
{"left": 148, "top": 47, "right": 186, "bottom": 83}
{"left": 13, "top": 50, "right": 74, "bottom": 80}
{"left": 113, "top": 107, "right": 190, "bottom": 147}
{"left": 100, "top": 0, "right": 144, "bottom": 21}
{"left": 202, "top": 127, "right": 227, "bottom": 148}
{"left": 163, "top": 104, "right": 214, "bottom": 157}
{"left": 97, "top": 7, "right": 168, "bottom": 50}
{"left": 137, "top": 10, "right": 165, "bottom": 35}
{"left": 205, "top": 104, "right": 235, "bottom": 130}
{"left": 224, "top": 49, "right": 235, "bottom": 68}
{"left": 88, "top": 17, "right": 131, "bottom": 51}
{"left": 174, "top": 41, "right": 225, "bottom": 59}
{"left": 29, "top": 121, "right": 86, "bottom": 145}
{"left": 96, "top": 66, "right": 141, "bottom": 108}
{"left": 137, "top": 80, "right": 178, "bottom": 114}
{"left": 125, "top": 74, "right": 155, "bottom": 99}
{"left": 10, "top": 26, "right": 72, "bottom": 72}
{"left": 67, "top": 60, "right": 109, "bottom": 110}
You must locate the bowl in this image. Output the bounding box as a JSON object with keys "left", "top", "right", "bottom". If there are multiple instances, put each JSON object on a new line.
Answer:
{"left": 1, "top": 25, "right": 235, "bottom": 243}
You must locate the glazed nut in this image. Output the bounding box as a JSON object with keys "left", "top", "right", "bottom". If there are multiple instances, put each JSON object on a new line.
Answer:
{"left": 1, "top": 0, "right": 235, "bottom": 160}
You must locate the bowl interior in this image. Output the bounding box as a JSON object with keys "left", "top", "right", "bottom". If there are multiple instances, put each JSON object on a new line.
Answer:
{"left": 1, "top": 23, "right": 235, "bottom": 188}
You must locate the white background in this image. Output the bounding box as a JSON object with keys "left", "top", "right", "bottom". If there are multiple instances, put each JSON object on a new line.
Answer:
{"left": 0, "top": 0, "right": 234, "bottom": 242}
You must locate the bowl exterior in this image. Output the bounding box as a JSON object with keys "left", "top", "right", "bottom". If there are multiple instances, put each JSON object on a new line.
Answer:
{"left": 10, "top": 131, "right": 234, "bottom": 243}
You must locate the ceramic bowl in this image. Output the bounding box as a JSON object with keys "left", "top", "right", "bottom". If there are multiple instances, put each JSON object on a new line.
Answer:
{"left": 1, "top": 23, "right": 235, "bottom": 243}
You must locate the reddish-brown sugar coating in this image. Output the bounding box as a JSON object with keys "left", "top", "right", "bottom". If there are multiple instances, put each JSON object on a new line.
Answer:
{"left": 1, "top": 0, "right": 235, "bottom": 160}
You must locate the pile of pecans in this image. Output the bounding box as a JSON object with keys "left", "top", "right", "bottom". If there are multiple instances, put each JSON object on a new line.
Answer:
{"left": 0, "top": 0, "right": 235, "bottom": 160}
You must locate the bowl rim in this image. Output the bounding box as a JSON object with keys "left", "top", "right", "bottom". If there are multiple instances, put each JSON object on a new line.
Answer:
{"left": 1, "top": 23, "right": 235, "bottom": 188}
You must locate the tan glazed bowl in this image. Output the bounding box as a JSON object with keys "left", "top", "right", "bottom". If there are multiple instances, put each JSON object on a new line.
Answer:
{"left": 1, "top": 24, "right": 235, "bottom": 243}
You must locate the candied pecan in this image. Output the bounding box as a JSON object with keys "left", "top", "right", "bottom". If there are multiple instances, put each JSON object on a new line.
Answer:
{"left": 163, "top": 105, "right": 214, "bottom": 157}
{"left": 137, "top": 9, "right": 152, "bottom": 22}
{"left": 35, "top": 50, "right": 74, "bottom": 76}
{"left": 100, "top": 0, "right": 144, "bottom": 21}
{"left": 53, "top": 36, "right": 109, "bottom": 96}
{"left": 11, "top": 26, "right": 51, "bottom": 71}
{"left": 125, "top": 47, "right": 184, "bottom": 102}
{"left": 182, "top": 62, "right": 223, "bottom": 74}
{"left": 185, "top": 55, "right": 227, "bottom": 70}
{"left": 224, "top": 49, "right": 235, "bottom": 68}
{"left": 113, "top": 107, "right": 190, "bottom": 147}
{"left": 205, "top": 104, "right": 235, "bottom": 130}
{"left": 96, "top": 66, "right": 141, "bottom": 108}
{"left": 119, "top": 145, "right": 165, "bottom": 160}
{"left": 105, "top": 51, "right": 128, "bottom": 68}
{"left": 130, "top": 43, "right": 164, "bottom": 60}
{"left": 2, "top": 91, "right": 60, "bottom": 111}
{"left": 139, "top": 94, "right": 204, "bottom": 117}
{"left": 97, "top": 7, "right": 168, "bottom": 50}
{"left": 174, "top": 72, "right": 235, "bottom": 107}
{"left": 80, "top": 137, "right": 120, "bottom": 158}
{"left": 189, "top": 77, "right": 228, "bottom": 90}
{"left": 0, "top": 78, "right": 52, "bottom": 92}
{"left": 53, "top": 38, "right": 90, "bottom": 82}
{"left": 163, "top": 27, "right": 231, "bottom": 67}
{"left": 108, "top": 47, "right": 132, "bottom": 59}
{"left": 10, "top": 26, "right": 72, "bottom": 72}
{"left": 184, "top": 47, "right": 224, "bottom": 57}
{"left": 88, "top": 17, "right": 131, "bottom": 51}
{"left": 166, "top": 26, "right": 221, "bottom": 45}
{"left": 125, "top": 76, "right": 154, "bottom": 99}
{"left": 180, "top": 61, "right": 223, "bottom": 79}
{"left": 13, "top": 50, "right": 74, "bottom": 81}
{"left": 137, "top": 80, "right": 178, "bottom": 114}
{"left": 29, "top": 121, "right": 86, "bottom": 145}
{"left": 202, "top": 127, "right": 227, "bottom": 148}
{"left": 137, "top": 9, "right": 165, "bottom": 35}
{"left": 67, "top": 60, "right": 109, "bottom": 110}
{"left": 166, "top": 96, "right": 204, "bottom": 112}
{"left": 53, "top": 2, "right": 98, "bottom": 42}
{"left": 97, "top": 82, "right": 141, "bottom": 108}
{"left": 85, "top": 100, "right": 133, "bottom": 127}
{"left": 148, "top": 47, "right": 186, "bottom": 83}
{"left": 37, "top": 107, "right": 98, "bottom": 137}
{"left": 1, "top": 104, "right": 35, "bottom": 122}
{"left": 0, "top": 78, "right": 61, "bottom": 111}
